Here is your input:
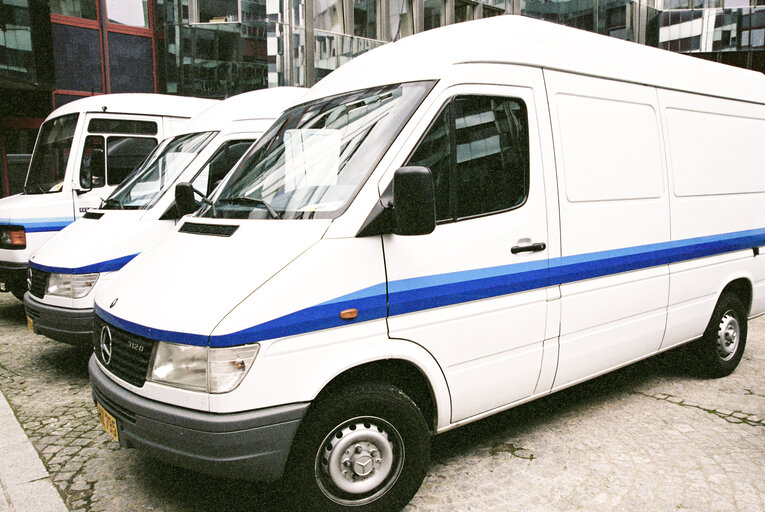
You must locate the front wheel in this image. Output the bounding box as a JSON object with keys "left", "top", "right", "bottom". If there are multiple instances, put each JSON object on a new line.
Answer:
{"left": 694, "top": 293, "right": 747, "bottom": 378}
{"left": 287, "top": 383, "right": 430, "bottom": 512}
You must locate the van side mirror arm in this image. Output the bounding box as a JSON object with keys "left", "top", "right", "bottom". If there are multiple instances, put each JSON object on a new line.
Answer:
{"left": 175, "top": 182, "right": 213, "bottom": 217}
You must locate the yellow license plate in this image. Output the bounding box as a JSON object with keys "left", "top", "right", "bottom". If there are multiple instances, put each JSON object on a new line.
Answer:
{"left": 26, "top": 316, "right": 33, "bottom": 332}
{"left": 97, "top": 402, "right": 119, "bottom": 443}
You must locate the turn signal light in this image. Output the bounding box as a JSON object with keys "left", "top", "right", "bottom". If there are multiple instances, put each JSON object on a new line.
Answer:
{"left": 0, "top": 226, "right": 26, "bottom": 250}
{"left": 340, "top": 308, "right": 358, "bottom": 320}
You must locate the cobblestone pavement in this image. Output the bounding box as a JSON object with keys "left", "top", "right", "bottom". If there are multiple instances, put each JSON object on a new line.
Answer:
{"left": 0, "top": 292, "right": 763, "bottom": 512}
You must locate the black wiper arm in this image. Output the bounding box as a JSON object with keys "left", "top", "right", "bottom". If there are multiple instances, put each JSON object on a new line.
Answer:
{"left": 217, "top": 196, "right": 281, "bottom": 219}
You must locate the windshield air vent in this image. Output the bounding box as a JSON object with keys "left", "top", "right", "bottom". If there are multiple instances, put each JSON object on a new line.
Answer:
{"left": 83, "top": 211, "right": 104, "bottom": 220}
{"left": 179, "top": 222, "right": 238, "bottom": 237}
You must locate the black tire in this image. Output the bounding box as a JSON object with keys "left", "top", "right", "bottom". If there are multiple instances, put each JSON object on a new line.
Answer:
{"left": 286, "top": 383, "right": 430, "bottom": 512}
{"left": 694, "top": 293, "right": 747, "bottom": 378}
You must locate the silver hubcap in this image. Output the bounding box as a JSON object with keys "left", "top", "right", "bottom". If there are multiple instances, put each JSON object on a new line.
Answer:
{"left": 716, "top": 310, "right": 740, "bottom": 362}
{"left": 315, "top": 416, "right": 404, "bottom": 506}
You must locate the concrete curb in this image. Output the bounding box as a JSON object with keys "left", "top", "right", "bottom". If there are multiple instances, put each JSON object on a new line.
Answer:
{"left": 0, "top": 390, "right": 68, "bottom": 512}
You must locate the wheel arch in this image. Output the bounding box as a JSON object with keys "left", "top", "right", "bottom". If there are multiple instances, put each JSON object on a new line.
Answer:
{"left": 719, "top": 276, "right": 753, "bottom": 316}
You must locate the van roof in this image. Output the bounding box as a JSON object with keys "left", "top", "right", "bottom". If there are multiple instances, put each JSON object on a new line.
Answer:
{"left": 178, "top": 87, "right": 307, "bottom": 135}
{"left": 306, "top": 15, "right": 765, "bottom": 105}
{"left": 46, "top": 93, "right": 219, "bottom": 121}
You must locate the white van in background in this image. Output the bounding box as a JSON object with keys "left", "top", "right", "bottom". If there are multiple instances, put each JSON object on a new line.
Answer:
{"left": 0, "top": 94, "right": 217, "bottom": 300}
{"left": 88, "top": 16, "right": 765, "bottom": 512}
{"left": 24, "top": 87, "right": 305, "bottom": 345}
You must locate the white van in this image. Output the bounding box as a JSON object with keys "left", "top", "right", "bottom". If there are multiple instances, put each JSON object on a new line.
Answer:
{"left": 0, "top": 94, "right": 216, "bottom": 300}
{"left": 24, "top": 88, "right": 305, "bottom": 345}
{"left": 87, "top": 16, "right": 765, "bottom": 512}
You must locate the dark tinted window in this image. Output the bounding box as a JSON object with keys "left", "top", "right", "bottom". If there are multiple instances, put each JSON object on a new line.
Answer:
{"left": 51, "top": 24, "right": 102, "bottom": 92}
{"left": 88, "top": 119, "right": 158, "bottom": 135}
{"left": 407, "top": 108, "right": 452, "bottom": 221}
{"left": 108, "top": 32, "right": 154, "bottom": 93}
{"left": 453, "top": 96, "right": 528, "bottom": 219}
{"left": 192, "top": 139, "right": 255, "bottom": 196}
{"left": 106, "top": 137, "right": 158, "bottom": 185}
{"left": 81, "top": 135, "right": 106, "bottom": 188}
{"left": 406, "top": 95, "right": 529, "bottom": 222}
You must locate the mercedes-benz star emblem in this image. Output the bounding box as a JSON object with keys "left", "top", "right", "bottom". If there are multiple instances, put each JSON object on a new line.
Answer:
{"left": 100, "top": 326, "right": 113, "bottom": 365}
{"left": 110, "top": 298, "right": 118, "bottom": 308}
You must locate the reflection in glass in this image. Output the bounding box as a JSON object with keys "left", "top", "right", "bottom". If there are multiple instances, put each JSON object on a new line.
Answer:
{"left": 390, "top": 0, "right": 414, "bottom": 40}
{"left": 424, "top": 0, "right": 445, "bottom": 31}
{"left": 354, "top": 0, "right": 378, "bottom": 38}
{"left": 202, "top": 81, "right": 434, "bottom": 220}
{"left": 105, "top": 0, "right": 150, "bottom": 27}
{"left": 106, "top": 132, "right": 214, "bottom": 209}
{"left": 106, "top": 137, "right": 159, "bottom": 185}
{"left": 49, "top": 0, "right": 97, "bottom": 20}
{"left": 314, "top": 0, "right": 345, "bottom": 32}
{"left": 196, "top": 0, "right": 240, "bottom": 22}
{"left": 25, "top": 114, "right": 79, "bottom": 195}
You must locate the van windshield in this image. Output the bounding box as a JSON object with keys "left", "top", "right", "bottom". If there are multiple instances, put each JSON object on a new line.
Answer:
{"left": 103, "top": 131, "right": 215, "bottom": 210}
{"left": 24, "top": 114, "right": 79, "bottom": 194}
{"left": 199, "top": 81, "right": 434, "bottom": 220}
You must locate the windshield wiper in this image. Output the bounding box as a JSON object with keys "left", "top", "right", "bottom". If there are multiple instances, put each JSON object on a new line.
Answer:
{"left": 101, "top": 198, "right": 123, "bottom": 210}
{"left": 216, "top": 196, "right": 281, "bottom": 219}
{"left": 23, "top": 184, "right": 46, "bottom": 195}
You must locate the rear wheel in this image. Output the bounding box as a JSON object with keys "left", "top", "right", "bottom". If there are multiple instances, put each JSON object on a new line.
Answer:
{"left": 695, "top": 293, "right": 747, "bottom": 378}
{"left": 287, "top": 383, "right": 430, "bottom": 512}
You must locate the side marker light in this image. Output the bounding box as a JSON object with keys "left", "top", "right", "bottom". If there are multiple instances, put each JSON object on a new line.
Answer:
{"left": 340, "top": 308, "right": 358, "bottom": 320}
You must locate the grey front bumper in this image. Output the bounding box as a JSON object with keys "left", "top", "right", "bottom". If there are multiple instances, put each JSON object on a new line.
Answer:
{"left": 24, "top": 292, "right": 94, "bottom": 345}
{"left": 89, "top": 355, "right": 309, "bottom": 481}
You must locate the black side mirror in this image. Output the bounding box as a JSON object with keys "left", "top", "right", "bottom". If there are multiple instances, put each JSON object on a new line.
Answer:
{"left": 392, "top": 166, "right": 436, "bottom": 236}
{"left": 175, "top": 182, "right": 198, "bottom": 217}
{"left": 79, "top": 148, "right": 104, "bottom": 191}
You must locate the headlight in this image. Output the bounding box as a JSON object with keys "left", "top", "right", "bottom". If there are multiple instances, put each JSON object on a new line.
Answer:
{"left": 0, "top": 226, "right": 26, "bottom": 250}
{"left": 47, "top": 273, "right": 99, "bottom": 298}
{"left": 149, "top": 341, "right": 259, "bottom": 393}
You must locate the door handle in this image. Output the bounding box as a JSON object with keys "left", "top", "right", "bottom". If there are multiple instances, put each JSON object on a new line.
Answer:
{"left": 511, "top": 242, "right": 546, "bottom": 254}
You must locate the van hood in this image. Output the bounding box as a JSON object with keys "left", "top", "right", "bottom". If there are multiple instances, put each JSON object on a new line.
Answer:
{"left": 94, "top": 219, "right": 331, "bottom": 345}
{"left": 29, "top": 210, "right": 166, "bottom": 273}
{"left": 0, "top": 193, "right": 74, "bottom": 230}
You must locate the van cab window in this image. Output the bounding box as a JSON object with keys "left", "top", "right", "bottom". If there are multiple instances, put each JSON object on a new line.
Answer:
{"left": 200, "top": 81, "right": 434, "bottom": 220}
{"left": 192, "top": 139, "right": 255, "bottom": 197}
{"left": 80, "top": 135, "right": 158, "bottom": 188}
{"left": 104, "top": 131, "right": 215, "bottom": 210}
{"left": 406, "top": 95, "right": 529, "bottom": 222}
{"left": 24, "top": 113, "right": 79, "bottom": 194}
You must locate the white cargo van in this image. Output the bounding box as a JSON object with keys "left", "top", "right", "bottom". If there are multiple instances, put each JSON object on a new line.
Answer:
{"left": 24, "top": 88, "right": 305, "bottom": 346}
{"left": 0, "top": 94, "right": 216, "bottom": 300}
{"left": 88, "top": 16, "right": 765, "bottom": 512}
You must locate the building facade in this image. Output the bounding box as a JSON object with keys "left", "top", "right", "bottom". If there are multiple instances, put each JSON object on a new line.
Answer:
{"left": 1, "top": 0, "right": 763, "bottom": 197}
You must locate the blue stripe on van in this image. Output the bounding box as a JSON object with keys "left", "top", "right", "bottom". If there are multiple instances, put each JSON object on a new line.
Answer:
{"left": 1, "top": 217, "right": 74, "bottom": 233}
{"left": 94, "top": 227, "right": 765, "bottom": 348}
{"left": 29, "top": 254, "right": 138, "bottom": 274}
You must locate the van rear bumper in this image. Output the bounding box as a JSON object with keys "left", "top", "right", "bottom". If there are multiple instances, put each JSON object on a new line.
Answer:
{"left": 24, "top": 292, "right": 94, "bottom": 345}
{"left": 89, "top": 355, "right": 309, "bottom": 481}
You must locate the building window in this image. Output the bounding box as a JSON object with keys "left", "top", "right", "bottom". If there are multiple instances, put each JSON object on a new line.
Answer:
{"left": 424, "top": 0, "right": 445, "bottom": 31}
{"left": 314, "top": 0, "right": 345, "bottom": 32}
{"left": 49, "top": 0, "right": 97, "bottom": 20}
{"left": 389, "top": 0, "right": 413, "bottom": 40}
{"left": 105, "top": 0, "right": 150, "bottom": 28}
{"left": 454, "top": 0, "right": 477, "bottom": 24}
{"left": 191, "top": 0, "right": 240, "bottom": 23}
{"left": 354, "top": 0, "right": 377, "bottom": 38}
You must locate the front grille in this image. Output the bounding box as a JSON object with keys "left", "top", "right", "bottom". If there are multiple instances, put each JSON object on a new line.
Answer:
{"left": 93, "top": 316, "right": 155, "bottom": 388}
{"left": 29, "top": 268, "right": 49, "bottom": 298}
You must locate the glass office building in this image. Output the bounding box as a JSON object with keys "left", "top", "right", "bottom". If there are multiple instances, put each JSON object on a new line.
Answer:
{"left": 1, "top": 0, "right": 763, "bottom": 197}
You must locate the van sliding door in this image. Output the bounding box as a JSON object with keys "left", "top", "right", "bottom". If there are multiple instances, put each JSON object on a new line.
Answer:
{"left": 544, "top": 70, "right": 671, "bottom": 390}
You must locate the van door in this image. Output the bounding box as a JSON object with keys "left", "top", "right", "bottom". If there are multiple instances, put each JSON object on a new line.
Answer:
{"left": 383, "top": 80, "right": 550, "bottom": 422}
{"left": 543, "top": 71, "right": 671, "bottom": 389}
{"left": 73, "top": 115, "right": 159, "bottom": 215}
